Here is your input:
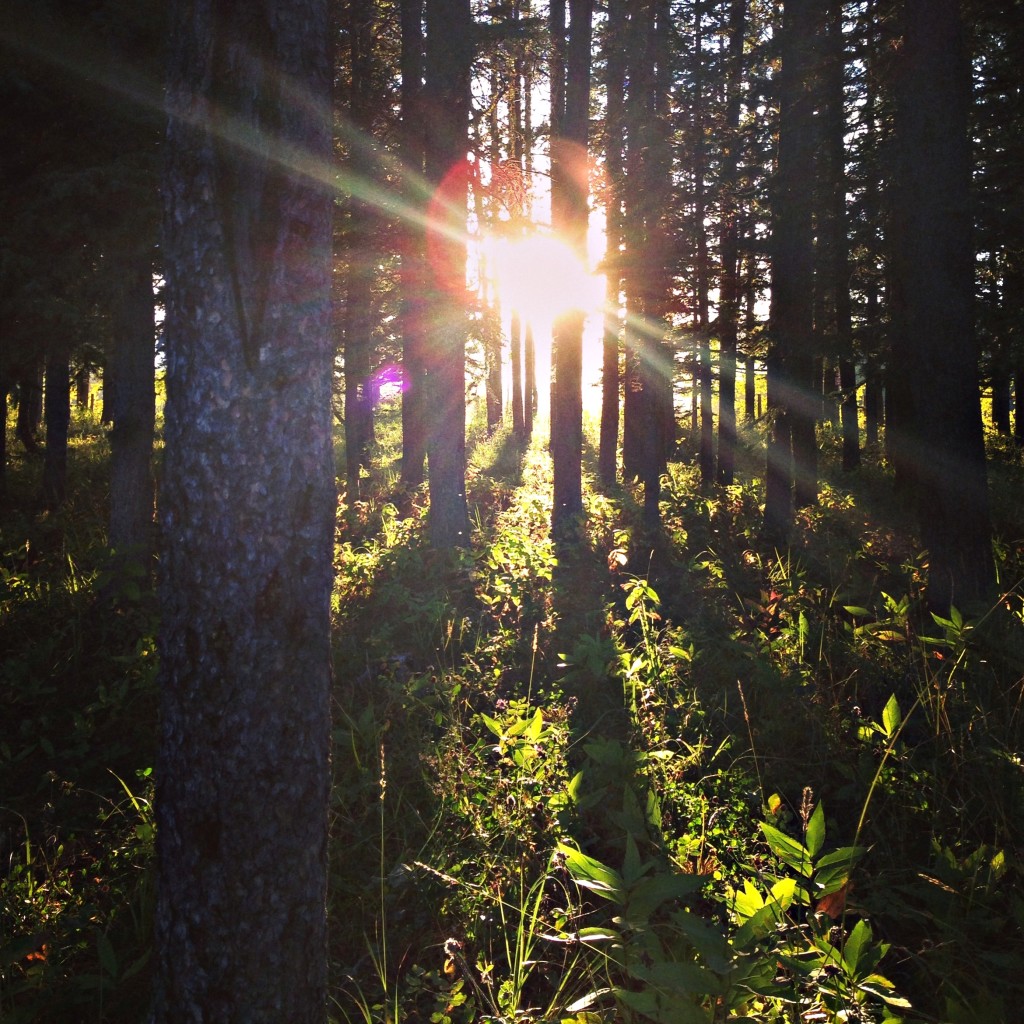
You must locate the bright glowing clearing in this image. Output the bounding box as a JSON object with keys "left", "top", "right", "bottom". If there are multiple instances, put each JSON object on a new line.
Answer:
{"left": 485, "top": 232, "right": 604, "bottom": 326}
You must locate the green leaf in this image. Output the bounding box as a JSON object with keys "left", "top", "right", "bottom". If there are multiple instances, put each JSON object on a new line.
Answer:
{"left": 616, "top": 986, "right": 710, "bottom": 1024}
{"left": 858, "top": 975, "right": 912, "bottom": 1007}
{"left": 881, "top": 694, "right": 901, "bottom": 738}
{"left": 566, "top": 988, "right": 616, "bottom": 1013}
{"left": 576, "top": 926, "right": 620, "bottom": 943}
{"left": 528, "top": 707, "right": 547, "bottom": 740}
{"left": 567, "top": 770, "right": 585, "bottom": 804}
{"left": 669, "top": 910, "right": 733, "bottom": 973}
{"left": 815, "top": 845, "right": 867, "bottom": 871}
{"left": 625, "top": 872, "right": 703, "bottom": 923}
{"left": 556, "top": 843, "right": 624, "bottom": 899}
{"left": 507, "top": 713, "right": 531, "bottom": 737}
{"left": 731, "top": 879, "right": 765, "bottom": 920}
{"left": 760, "top": 822, "right": 812, "bottom": 875}
{"left": 479, "top": 713, "right": 504, "bottom": 739}
{"left": 770, "top": 876, "right": 798, "bottom": 910}
{"left": 814, "top": 846, "right": 866, "bottom": 892}
{"left": 622, "top": 833, "right": 645, "bottom": 886}
{"left": 862, "top": 628, "right": 905, "bottom": 642}
{"left": 804, "top": 800, "right": 825, "bottom": 859}
{"left": 633, "top": 958, "right": 722, "bottom": 997}
{"left": 842, "top": 919, "right": 885, "bottom": 978}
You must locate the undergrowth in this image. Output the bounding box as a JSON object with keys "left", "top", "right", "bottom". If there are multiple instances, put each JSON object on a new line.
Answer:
{"left": 2, "top": 406, "right": 1023, "bottom": 1022}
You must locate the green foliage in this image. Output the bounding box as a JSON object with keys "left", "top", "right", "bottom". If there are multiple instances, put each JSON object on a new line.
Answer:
{"left": 6, "top": 414, "right": 1024, "bottom": 1023}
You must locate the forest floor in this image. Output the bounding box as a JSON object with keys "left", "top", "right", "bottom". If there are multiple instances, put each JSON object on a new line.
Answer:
{"left": 2, "top": 404, "right": 1024, "bottom": 1023}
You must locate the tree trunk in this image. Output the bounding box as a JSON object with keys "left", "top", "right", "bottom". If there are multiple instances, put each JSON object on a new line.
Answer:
{"left": 991, "top": 339, "right": 1011, "bottom": 434}
{"left": 522, "top": 16, "right": 538, "bottom": 434}
{"left": 864, "top": 367, "right": 881, "bottom": 447}
{"left": 1015, "top": 357, "right": 1024, "bottom": 447}
{"left": 16, "top": 362, "right": 42, "bottom": 453}
{"left": 400, "top": 0, "right": 427, "bottom": 488}
{"left": 107, "top": 256, "right": 156, "bottom": 560}
{"left": 743, "top": 248, "right": 757, "bottom": 421}
{"left": 621, "top": 0, "right": 671, "bottom": 521}
{"left": 40, "top": 353, "right": 70, "bottom": 509}
{"left": 524, "top": 321, "right": 537, "bottom": 432}
{"left": 550, "top": 0, "right": 593, "bottom": 534}
{"left": 822, "top": 1, "right": 859, "bottom": 471}
{"left": 75, "top": 365, "right": 91, "bottom": 409}
{"left": 344, "top": 206, "right": 375, "bottom": 503}
{"left": 154, "top": 1, "right": 335, "bottom": 1019}
{"left": 694, "top": 5, "right": 714, "bottom": 487}
{"left": 484, "top": 67, "right": 503, "bottom": 435}
{"left": 0, "top": 380, "right": 7, "bottom": 500}
{"left": 424, "top": 0, "right": 472, "bottom": 547}
{"left": 717, "top": 0, "right": 746, "bottom": 487}
{"left": 511, "top": 310, "right": 525, "bottom": 435}
{"left": 765, "top": 0, "right": 820, "bottom": 538}
{"left": 598, "top": 0, "right": 626, "bottom": 488}
{"left": 344, "top": 0, "right": 379, "bottom": 503}
{"left": 890, "top": 0, "right": 993, "bottom": 610}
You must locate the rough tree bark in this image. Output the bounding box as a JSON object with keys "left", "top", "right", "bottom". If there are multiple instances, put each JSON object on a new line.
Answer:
{"left": 154, "top": 0, "right": 336, "bottom": 1019}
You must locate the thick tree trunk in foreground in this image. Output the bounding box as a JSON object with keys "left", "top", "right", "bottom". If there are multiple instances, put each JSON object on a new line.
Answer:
{"left": 154, "top": 1, "right": 335, "bottom": 1020}
{"left": 891, "top": 0, "right": 993, "bottom": 610}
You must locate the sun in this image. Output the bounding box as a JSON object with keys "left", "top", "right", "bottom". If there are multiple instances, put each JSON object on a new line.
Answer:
{"left": 483, "top": 231, "right": 604, "bottom": 327}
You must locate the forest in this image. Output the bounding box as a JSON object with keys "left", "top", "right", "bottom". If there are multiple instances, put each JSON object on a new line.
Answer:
{"left": 2, "top": 0, "right": 1023, "bottom": 1021}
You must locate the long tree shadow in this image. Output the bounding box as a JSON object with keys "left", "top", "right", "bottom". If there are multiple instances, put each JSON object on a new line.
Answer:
{"left": 549, "top": 433, "right": 666, "bottom": 868}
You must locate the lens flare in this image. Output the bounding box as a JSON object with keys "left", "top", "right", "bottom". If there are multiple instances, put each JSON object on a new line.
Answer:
{"left": 484, "top": 232, "right": 603, "bottom": 325}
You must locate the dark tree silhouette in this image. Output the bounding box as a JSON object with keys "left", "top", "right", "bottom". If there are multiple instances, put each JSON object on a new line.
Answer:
{"left": 550, "top": 0, "right": 593, "bottom": 533}
{"left": 765, "top": 0, "right": 821, "bottom": 541}
{"left": 106, "top": 256, "right": 156, "bottom": 559}
{"left": 820, "top": 1, "right": 859, "bottom": 472}
{"left": 889, "top": 0, "right": 994, "bottom": 610}
{"left": 716, "top": 0, "right": 747, "bottom": 487}
{"left": 597, "top": 0, "right": 627, "bottom": 488}
{"left": 400, "top": 0, "right": 428, "bottom": 487}
{"left": 423, "top": 0, "right": 472, "bottom": 547}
